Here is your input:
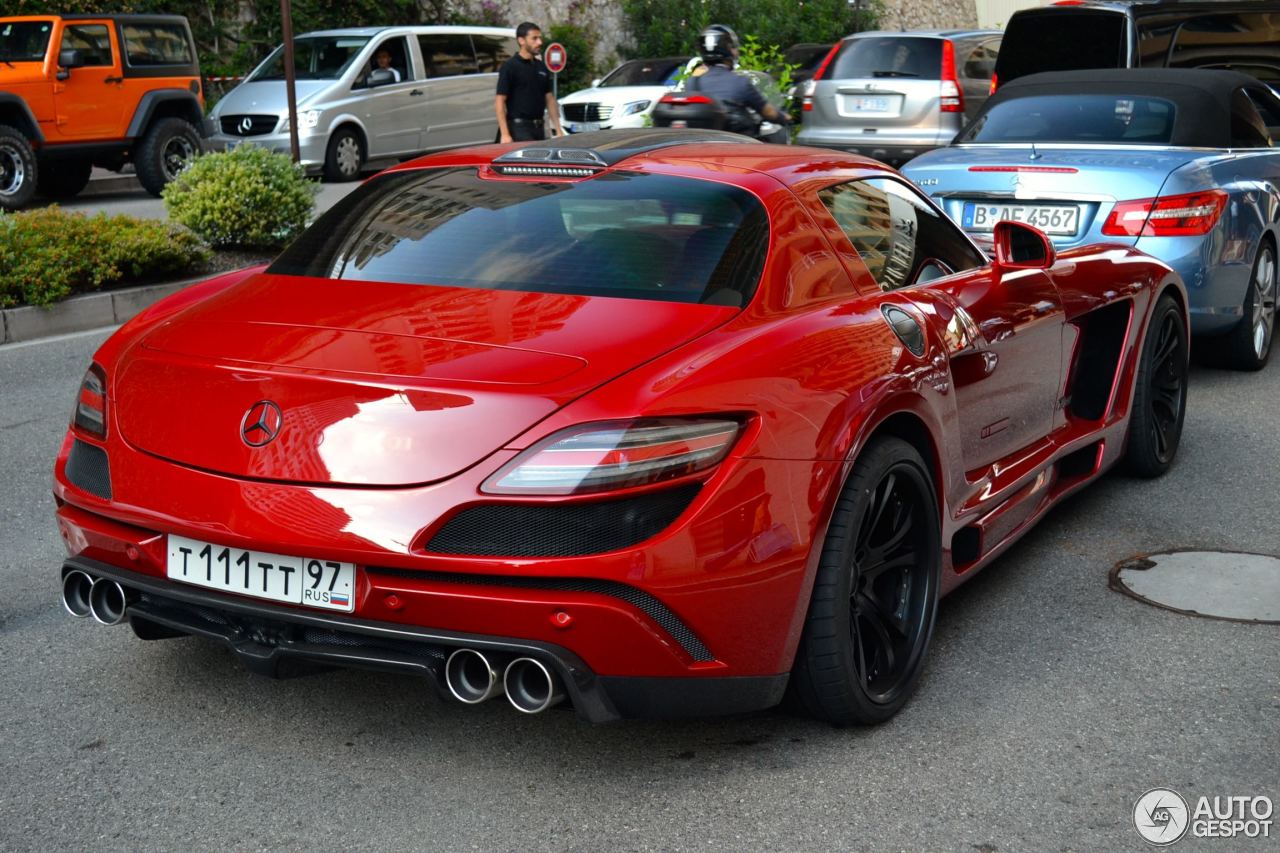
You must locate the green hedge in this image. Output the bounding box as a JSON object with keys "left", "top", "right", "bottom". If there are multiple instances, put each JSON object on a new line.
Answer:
{"left": 0, "top": 208, "right": 210, "bottom": 308}
{"left": 163, "top": 144, "right": 318, "bottom": 249}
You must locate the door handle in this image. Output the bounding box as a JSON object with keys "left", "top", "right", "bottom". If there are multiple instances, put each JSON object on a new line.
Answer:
{"left": 409, "top": 89, "right": 424, "bottom": 96}
{"left": 104, "top": 76, "right": 123, "bottom": 84}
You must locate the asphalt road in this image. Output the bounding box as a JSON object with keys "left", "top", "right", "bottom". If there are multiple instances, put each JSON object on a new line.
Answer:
{"left": 1, "top": 328, "right": 1277, "bottom": 851}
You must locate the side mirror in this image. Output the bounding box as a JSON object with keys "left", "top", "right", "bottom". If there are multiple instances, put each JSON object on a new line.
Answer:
{"left": 993, "top": 220, "right": 1055, "bottom": 271}
{"left": 56, "top": 49, "right": 84, "bottom": 80}
{"left": 367, "top": 67, "right": 396, "bottom": 87}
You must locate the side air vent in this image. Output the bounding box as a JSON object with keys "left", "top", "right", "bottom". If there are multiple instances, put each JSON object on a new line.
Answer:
{"left": 66, "top": 439, "right": 112, "bottom": 500}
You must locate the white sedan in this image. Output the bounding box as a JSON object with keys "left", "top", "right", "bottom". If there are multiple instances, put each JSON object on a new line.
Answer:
{"left": 559, "top": 56, "right": 695, "bottom": 132}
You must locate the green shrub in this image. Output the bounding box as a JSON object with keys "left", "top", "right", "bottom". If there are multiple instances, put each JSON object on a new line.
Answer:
{"left": 163, "top": 144, "right": 318, "bottom": 248}
{"left": 0, "top": 207, "right": 210, "bottom": 309}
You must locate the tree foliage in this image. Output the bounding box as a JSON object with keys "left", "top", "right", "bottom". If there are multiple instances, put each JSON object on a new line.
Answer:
{"left": 619, "top": 0, "right": 880, "bottom": 59}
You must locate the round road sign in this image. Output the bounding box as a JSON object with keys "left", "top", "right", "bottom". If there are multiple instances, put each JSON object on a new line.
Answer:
{"left": 544, "top": 42, "right": 567, "bottom": 74}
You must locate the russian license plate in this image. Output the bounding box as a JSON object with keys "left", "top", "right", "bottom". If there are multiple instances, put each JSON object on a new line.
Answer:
{"left": 167, "top": 534, "right": 356, "bottom": 613}
{"left": 568, "top": 121, "right": 600, "bottom": 133}
{"left": 849, "top": 96, "right": 890, "bottom": 112}
{"left": 962, "top": 202, "right": 1080, "bottom": 236}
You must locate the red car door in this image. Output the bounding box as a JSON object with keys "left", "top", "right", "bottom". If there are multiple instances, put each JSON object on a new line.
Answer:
{"left": 810, "top": 174, "right": 1065, "bottom": 473}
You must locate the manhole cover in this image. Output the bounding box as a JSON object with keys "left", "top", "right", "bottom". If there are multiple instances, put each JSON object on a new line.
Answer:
{"left": 1111, "top": 551, "right": 1280, "bottom": 624}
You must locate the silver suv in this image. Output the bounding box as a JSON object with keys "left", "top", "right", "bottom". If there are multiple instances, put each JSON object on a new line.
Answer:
{"left": 796, "top": 29, "right": 1001, "bottom": 166}
{"left": 209, "top": 25, "right": 515, "bottom": 180}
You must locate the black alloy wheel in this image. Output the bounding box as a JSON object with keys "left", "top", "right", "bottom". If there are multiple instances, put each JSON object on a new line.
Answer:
{"left": 1222, "top": 240, "right": 1277, "bottom": 371}
{"left": 0, "top": 124, "right": 38, "bottom": 210}
{"left": 135, "top": 117, "right": 202, "bottom": 197}
{"left": 792, "top": 436, "right": 941, "bottom": 725}
{"left": 1124, "top": 292, "right": 1188, "bottom": 478}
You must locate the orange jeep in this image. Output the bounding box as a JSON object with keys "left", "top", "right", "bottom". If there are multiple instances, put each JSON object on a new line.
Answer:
{"left": 0, "top": 14, "right": 211, "bottom": 209}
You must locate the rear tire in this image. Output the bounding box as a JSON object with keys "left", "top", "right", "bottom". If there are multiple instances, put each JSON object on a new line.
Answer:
{"left": 791, "top": 436, "right": 941, "bottom": 726}
{"left": 37, "top": 157, "right": 92, "bottom": 199}
{"left": 0, "top": 124, "right": 38, "bottom": 211}
{"left": 1221, "top": 240, "right": 1276, "bottom": 371}
{"left": 135, "top": 117, "right": 202, "bottom": 196}
{"left": 1124, "top": 292, "right": 1188, "bottom": 478}
{"left": 323, "top": 127, "right": 364, "bottom": 182}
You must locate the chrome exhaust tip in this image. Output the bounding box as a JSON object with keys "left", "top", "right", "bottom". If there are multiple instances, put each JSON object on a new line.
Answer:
{"left": 445, "top": 648, "right": 505, "bottom": 704}
{"left": 504, "top": 657, "right": 565, "bottom": 715}
{"left": 62, "top": 570, "right": 94, "bottom": 618}
{"left": 88, "top": 578, "right": 129, "bottom": 626}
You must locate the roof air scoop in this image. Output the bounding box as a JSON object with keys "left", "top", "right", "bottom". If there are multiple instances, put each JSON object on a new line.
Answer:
{"left": 492, "top": 146, "right": 608, "bottom": 177}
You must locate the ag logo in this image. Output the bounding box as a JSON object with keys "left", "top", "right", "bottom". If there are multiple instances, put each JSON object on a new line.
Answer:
{"left": 1134, "top": 788, "right": 1190, "bottom": 845}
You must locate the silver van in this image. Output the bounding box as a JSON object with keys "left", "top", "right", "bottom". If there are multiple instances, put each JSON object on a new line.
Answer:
{"left": 208, "top": 25, "right": 516, "bottom": 180}
{"left": 796, "top": 29, "right": 1001, "bottom": 166}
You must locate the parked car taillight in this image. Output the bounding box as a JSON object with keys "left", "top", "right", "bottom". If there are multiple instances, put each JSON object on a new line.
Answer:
{"left": 482, "top": 418, "right": 742, "bottom": 496}
{"left": 1102, "top": 190, "right": 1228, "bottom": 237}
{"left": 940, "top": 40, "right": 963, "bottom": 113}
{"left": 73, "top": 363, "right": 108, "bottom": 438}
{"left": 659, "top": 93, "right": 716, "bottom": 106}
{"left": 800, "top": 79, "right": 818, "bottom": 112}
{"left": 989, "top": 72, "right": 998, "bottom": 96}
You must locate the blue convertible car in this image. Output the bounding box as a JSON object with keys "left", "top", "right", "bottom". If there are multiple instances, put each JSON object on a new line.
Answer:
{"left": 903, "top": 69, "right": 1280, "bottom": 370}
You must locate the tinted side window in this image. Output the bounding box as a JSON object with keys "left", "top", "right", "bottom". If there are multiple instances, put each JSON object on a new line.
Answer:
{"left": 121, "top": 23, "right": 192, "bottom": 66}
{"left": 62, "top": 24, "right": 113, "bottom": 67}
{"left": 1245, "top": 88, "right": 1280, "bottom": 142}
{"left": 419, "top": 33, "right": 479, "bottom": 77}
{"left": 472, "top": 34, "right": 515, "bottom": 73}
{"left": 819, "top": 178, "right": 984, "bottom": 291}
{"left": 1231, "top": 88, "right": 1271, "bottom": 148}
{"left": 963, "top": 40, "right": 999, "bottom": 81}
{"left": 995, "top": 11, "right": 1126, "bottom": 84}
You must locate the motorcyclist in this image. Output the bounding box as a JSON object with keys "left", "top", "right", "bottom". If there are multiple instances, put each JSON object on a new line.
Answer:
{"left": 687, "top": 25, "right": 785, "bottom": 133}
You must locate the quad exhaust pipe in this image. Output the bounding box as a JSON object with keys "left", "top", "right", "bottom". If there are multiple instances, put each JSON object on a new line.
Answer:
{"left": 443, "top": 649, "right": 566, "bottom": 714}
{"left": 61, "top": 570, "right": 133, "bottom": 625}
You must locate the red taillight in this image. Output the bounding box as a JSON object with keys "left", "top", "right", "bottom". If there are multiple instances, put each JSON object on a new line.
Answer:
{"left": 812, "top": 41, "right": 843, "bottom": 83}
{"left": 940, "top": 39, "right": 963, "bottom": 114}
{"left": 989, "top": 72, "right": 998, "bottom": 96}
{"left": 73, "top": 363, "right": 107, "bottom": 438}
{"left": 483, "top": 418, "right": 742, "bottom": 496}
{"left": 1101, "top": 190, "right": 1228, "bottom": 237}
{"left": 660, "top": 93, "right": 715, "bottom": 105}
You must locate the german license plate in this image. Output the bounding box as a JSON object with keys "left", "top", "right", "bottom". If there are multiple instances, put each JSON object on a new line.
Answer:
{"left": 166, "top": 534, "right": 356, "bottom": 612}
{"left": 962, "top": 202, "right": 1080, "bottom": 236}
{"left": 849, "top": 96, "right": 890, "bottom": 112}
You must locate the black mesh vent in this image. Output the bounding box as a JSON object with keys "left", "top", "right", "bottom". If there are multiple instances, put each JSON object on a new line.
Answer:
{"left": 365, "top": 566, "right": 715, "bottom": 662}
{"left": 66, "top": 439, "right": 112, "bottom": 500}
{"left": 427, "top": 485, "right": 699, "bottom": 558}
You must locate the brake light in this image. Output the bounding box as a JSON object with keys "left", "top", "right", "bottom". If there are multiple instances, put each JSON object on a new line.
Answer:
{"left": 483, "top": 418, "right": 742, "bottom": 496}
{"left": 660, "top": 93, "right": 715, "bottom": 105}
{"left": 73, "top": 363, "right": 108, "bottom": 438}
{"left": 968, "top": 166, "right": 1078, "bottom": 173}
{"left": 940, "top": 40, "right": 963, "bottom": 114}
{"left": 989, "top": 72, "right": 998, "bottom": 95}
{"left": 1101, "top": 190, "right": 1228, "bottom": 237}
{"left": 811, "top": 41, "right": 842, "bottom": 83}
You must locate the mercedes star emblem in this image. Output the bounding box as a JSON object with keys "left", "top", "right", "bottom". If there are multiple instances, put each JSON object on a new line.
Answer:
{"left": 238, "top": 116, "right": 253, "bottom": 134}
{"left": 240, "top": 400, "right": 283, "bottom": 447}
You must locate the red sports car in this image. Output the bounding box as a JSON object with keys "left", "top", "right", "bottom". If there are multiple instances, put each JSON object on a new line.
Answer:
{"left": 54, "top": 130, "right": 1189, "bottom": 724}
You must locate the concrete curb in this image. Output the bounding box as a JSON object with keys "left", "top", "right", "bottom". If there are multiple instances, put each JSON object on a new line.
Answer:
{"left": 81, "top": 174, "right": 145, "bottom": 197}
{"left": 0, "top": 275, "right": 208, "bottom": 345}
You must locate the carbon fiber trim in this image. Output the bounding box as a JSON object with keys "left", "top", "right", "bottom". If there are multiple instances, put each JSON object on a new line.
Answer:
{"left": 66, "top": 439, "right": 112, "bottom": 500}
{"left": 426, "top": 485, "right": 700, "bottom": 557}
{"left": 364, "top": 565, "right": 714, "bottom": 662}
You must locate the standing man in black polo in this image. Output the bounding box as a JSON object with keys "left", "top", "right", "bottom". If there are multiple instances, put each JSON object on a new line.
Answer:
{"left": 495, "top": 22, "right": 564, "bottom": 142}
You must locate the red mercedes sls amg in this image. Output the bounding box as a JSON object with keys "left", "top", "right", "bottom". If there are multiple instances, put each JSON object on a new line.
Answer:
{"left": 54, "top": 130, "right": 1189, "bottom": 724}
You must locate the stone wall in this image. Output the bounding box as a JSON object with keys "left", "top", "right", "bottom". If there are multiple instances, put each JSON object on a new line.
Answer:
{"left": 877, "top": 0, "right": 978, "bottom": 31}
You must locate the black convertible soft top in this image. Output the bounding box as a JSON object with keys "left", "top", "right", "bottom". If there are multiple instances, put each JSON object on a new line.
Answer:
{"left": 985, "top": 68, "right": 1268, "bottom": 148}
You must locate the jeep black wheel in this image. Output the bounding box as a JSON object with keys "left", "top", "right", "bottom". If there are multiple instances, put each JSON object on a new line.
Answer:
{"left": 37, "top": 158, "right": 93, "bottom": 199}
{"left": 791, "top": 436, "right": 941, "bottom": 725}
{"left": 135, "top": 117, "right": 202, "bottom": 196}
{"left": 0, "top": 125, "right": 38, "bottom": 211}
{"left": 323, "top": 127, "right": 364, "bottom": 182}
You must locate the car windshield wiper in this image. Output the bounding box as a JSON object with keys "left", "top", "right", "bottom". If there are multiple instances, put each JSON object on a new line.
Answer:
{"left": 870, "top": 70, "right": 919, "bottom": 78}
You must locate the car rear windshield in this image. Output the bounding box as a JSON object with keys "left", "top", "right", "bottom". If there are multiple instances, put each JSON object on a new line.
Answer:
{"left": 1140, "top": 12, "right": 1280, "bottom": 85}
{"left": 249, "top": 36, "right": 370, "bottom": 81}
{"left": 828, "top": 37, "right": 942, "bottom": 80}
{"left": 958, "top": 94, "right": 1177, "bottom": 145}
{"left": 0, "top": 20, "right": 53, "bottom": 62}
{"left": 269, "top": 168, "right": 769, "bottom": 307}
{"left": 995, "top": 10, "right": 1127, "bottom": 84}
{"left": 601, "top": 58, "right": 687, "bottom": 87}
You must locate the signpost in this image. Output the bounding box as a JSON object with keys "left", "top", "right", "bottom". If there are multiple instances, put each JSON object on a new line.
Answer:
{"left": 544, "top": 42, "right": 567, "bottom": 102}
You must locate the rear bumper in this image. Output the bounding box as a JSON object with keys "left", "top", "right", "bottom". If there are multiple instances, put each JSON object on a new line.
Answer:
{"left": 795, "top": 134, "right": 949, "bottom": 165}
{"left": 61, "top": 556, "right": 788, "bottom": 722}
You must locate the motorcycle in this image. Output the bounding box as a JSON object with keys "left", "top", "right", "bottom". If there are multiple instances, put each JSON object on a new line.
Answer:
{"left": 652, "top": 67, "right": 791, "bottom": 144}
